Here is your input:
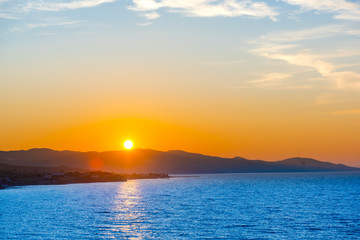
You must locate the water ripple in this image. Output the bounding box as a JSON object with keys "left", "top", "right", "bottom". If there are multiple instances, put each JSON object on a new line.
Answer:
{"left": 0, "top": 172, "right": 360, "bottom": 239}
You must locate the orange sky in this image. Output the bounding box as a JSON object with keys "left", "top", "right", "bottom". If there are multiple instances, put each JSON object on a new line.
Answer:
{"left": 2, "top": 107, "right": 360, "bottom": 166}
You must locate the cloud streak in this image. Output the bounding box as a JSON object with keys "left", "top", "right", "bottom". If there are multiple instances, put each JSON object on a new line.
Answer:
{"left": 136, "top": 22, "right": 153, "bottom": 26}
{"left": 0, "top": 12, "right": 17, "bottom": 19}
{"left": 250, "top": 25, "right": 360, "bottom": 90}
{"left": 25, "top": 0, "right": 116, "bottom": 11}
{"left": 142, "top": 12, "right": 160, "bottom": 19}
{"left": 129, "top": 0, "right": 279, "bottom": 21}
{"left": 27, "top": 21, "right": 81, "bottom": 29}
{"left": 281, "top": 0, "right": 360, "bottom": 21}
{"left": 128, "top": 0, "right": 360, "bottom": 22}
{"left": 258, "top": 25, "right": 345, "bottom": 42}
{"left": 2, "top": 0, "right": 360, "bottom": 23}
{"left": 0, "top": 0, "right": 117, "bottom": 20}
{"left": 324, "top": 108, "right": 360, "bottom": 116}
{"left": 249, "top": 73, "right": 291, "bottom": 87}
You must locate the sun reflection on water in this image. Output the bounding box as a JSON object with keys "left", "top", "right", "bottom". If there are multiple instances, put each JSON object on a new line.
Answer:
{"left": 108, "top": 180, "right": 148, "bottom": 239}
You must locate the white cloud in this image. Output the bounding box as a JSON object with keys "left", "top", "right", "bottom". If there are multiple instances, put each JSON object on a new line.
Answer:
{"left": 281, "top": 0, "right": 357, "bottom": 12}
{"left": 0, "top": 12, "right": 17, "bottom": 19}
{"left": 251, "top": 25, "right": 360, "bottom": 90}
{"left": 0, "top": 0, "right": 19, "bottom": 19}
{"left": 25, "top": 0, "right": 116, "bottom": 11}
{"left": 330, "top": 71, "right": 360, "bottom": 90}
{"left": 0, "top": 0, "right": 117, "bottom": 19}
{"left": 281, "top": 0, "right": 360, "bottom": 21}
{"left": 244, "top": 72, "right": 314, "bottom": 89}
{"left": 129, "top": 0, "right": 279, "bottom": 21}
{"left": 27, "top": 21, "right": 80, "bottom": 29}
{"left": 347, "top": 30, "right": 360, "bottom": 37}
{"left": 253, "top": 46, "right": 360, "bottom": 90}
{"left": 259, "top": 25, "right": 344, "bottom": 42}
{"left": 6, "top": 18, "right": 83, "bottom": 34}
{"left": 250, "top": 72, "right": 291, "bottom": 87}
{"left": 200, "top": 59, "right": 245, "bottom": 66}
{"left": 143, "top": 12, "right": 160, "bottom": 19}
{"left": 334, "top": 9, "right": 360, "bottom": 21}
{"left": 254, "top": 49, "right": 335, "bottom": 75}
{"left": 136, "top": 22, "right": 153, "bottom": 26}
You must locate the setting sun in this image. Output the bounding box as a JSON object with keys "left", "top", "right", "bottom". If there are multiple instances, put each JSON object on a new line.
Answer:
{"left": 124, "top": 140, "right": 134, "bottom": 150}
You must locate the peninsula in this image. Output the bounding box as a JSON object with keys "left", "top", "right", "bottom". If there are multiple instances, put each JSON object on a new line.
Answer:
{"left": 0, "top": 162, "right": 169, "bottom": 190}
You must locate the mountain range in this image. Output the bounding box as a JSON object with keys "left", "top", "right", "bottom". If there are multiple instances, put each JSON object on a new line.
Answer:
{"left": 0, "top": 148, "right": 358, "bottom": 174}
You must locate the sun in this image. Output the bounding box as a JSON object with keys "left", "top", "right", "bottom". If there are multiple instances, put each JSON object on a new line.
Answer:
{"left": 124, "top": 140, "right": 134, "bottom": 150}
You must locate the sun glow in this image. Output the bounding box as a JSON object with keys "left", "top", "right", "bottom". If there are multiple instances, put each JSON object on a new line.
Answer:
{"left": 124, "top": 140, "right": 134, "bottom": 150}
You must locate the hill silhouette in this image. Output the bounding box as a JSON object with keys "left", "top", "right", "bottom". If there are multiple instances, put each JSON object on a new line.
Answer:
{"left": 0, "top": 148, "right": 358, "bottom": 174}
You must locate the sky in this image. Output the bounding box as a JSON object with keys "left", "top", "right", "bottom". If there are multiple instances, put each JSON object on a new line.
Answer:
{"left": 1, "top": 0, "right": 360, "bottom": 166}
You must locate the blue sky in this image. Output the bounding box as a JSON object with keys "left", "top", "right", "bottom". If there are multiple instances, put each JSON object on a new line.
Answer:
{"left": 1, "top": 0, "right": 360, "bottom": 164}
{"left": 1, "top": 0, "right": 359, "bottom": 91}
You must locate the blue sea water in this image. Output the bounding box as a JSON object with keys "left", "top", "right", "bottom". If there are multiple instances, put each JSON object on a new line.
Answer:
{"left": 1, "top": 172, "right": 360, "bottom": 239}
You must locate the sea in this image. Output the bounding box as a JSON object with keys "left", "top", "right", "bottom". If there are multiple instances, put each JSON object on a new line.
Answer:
{"left": 1, "top": 172, "right": 360, "bottom": 239}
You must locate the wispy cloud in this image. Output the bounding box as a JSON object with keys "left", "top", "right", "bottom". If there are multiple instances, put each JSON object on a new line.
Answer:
{"left": 200, "top": 60, "right": 245, "bottom": 66}
{"left": 0, "top": 12, "right": 17, "bottom": 19}
{"left": 0, "top": 0, "right": 20, "bottom": 19}
{"left": 330, "top": 71, "right": 360, "bottom": 90}
{"left": 243, "top": 72, "right": 314, "bottom": 89}
{"left": 252, "top": 47, "right": 335, "bottom": 75}
{"left": 27, "top": 21, "right": 81, "bottom": 29}
{"left": 324, "top": 108, "right": 360, "bottom": 116}
{"left": 281, "top": 0, "right": 360, "bottom": 21}
{"left": 129, "top": 0, "right": 279, "bottom": 21}
{"left": 142, "top": 12, "right": 160, "bottom": 19}
{"left": 7, "top": 19, "right": 83, "bottom": 34}
{"left": 0, "top": 0, "right": 117, "bottom": 20}
{"left": 128, "top": 0, "right": 360, "bottom": 22}
{"left": 335, "top": 9, "right": 360, "bottom": 21}
{"left": 258, "top": 25, "right": 345, "bottom": 42}
{"left": 136, "top": 22, "right": 153, "bottom": 26}
{"left": 249, "top": 73, "right": 291, "bottom": 87}
{"left": 281, "top": 0, "right": 358, "bottom": 12}
{"left": 347, "top": 30, "right": 360, "bottom": 37}
{"left": 25, "top": 0, "right": 116, "bottom": 11}
{"left": 254, "top": 51, "right": 360, "bottom": 90}
{"left": 2, "top": 0, "right": 360, "bottom": 23}
{"left": 250, "top": 25, "right": 360, "bottom": 90}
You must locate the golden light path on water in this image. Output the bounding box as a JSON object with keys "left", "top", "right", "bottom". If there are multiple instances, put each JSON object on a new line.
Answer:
{"left": 109, "top": 180, "right": 146, "bottom": 239}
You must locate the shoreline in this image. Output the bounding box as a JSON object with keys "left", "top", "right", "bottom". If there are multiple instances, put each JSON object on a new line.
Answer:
{"left": 0, "top": 171, "right": 169, "bottom": 190}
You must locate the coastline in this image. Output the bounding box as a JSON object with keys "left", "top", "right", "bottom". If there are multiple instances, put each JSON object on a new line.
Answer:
{"left": 0, "top": 171, "right": 169, "bottom": 190}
